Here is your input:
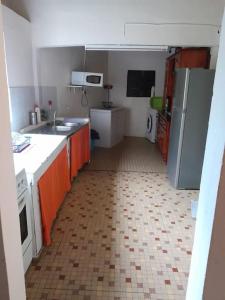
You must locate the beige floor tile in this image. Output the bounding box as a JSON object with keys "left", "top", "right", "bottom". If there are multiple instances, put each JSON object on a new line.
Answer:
{"left": 26, "top": 138, "right": 196, "bottom": 300}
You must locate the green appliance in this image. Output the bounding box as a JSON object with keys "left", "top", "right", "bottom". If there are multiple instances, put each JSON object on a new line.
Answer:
{"left": 150, "top": 96, "right": 163, "bottom": 111}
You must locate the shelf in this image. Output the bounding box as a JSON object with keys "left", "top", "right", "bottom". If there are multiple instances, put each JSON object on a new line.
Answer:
{"left": 67, "top": 85, "right": 83, "bottom": 88}
{"left": 67, "top": 85, "right": 83, "bottom": 94}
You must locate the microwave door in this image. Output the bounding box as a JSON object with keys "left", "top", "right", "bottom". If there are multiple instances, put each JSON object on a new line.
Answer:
{"left": 86, "top": 75, "right": 101, "bottom": 84}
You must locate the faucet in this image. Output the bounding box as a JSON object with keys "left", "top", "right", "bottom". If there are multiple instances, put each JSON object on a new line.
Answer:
{"left": 53, "top": 111, "right": 56, "bottom": 128}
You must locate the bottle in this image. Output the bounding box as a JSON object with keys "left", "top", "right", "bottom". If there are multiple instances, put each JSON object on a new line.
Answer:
{"left": 35, "top": 105, "right": 41, "bottom": 123}
{"left": 48, "top": 100, "right": 52, "bottom": 122}
{"left": 29, "top": 112, "right": 37, "bottom": 125}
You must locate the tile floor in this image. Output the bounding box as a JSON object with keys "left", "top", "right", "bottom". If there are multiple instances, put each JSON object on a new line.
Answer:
{"left": 26, "top": 169, "right": 197, "bottom": 300}
{"left": 86, "top": 137, "right": 166, "bottom": 173}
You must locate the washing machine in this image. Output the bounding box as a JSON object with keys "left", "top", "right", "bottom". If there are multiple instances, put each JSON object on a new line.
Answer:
{"left": 146, "top": 108, "right": 158, "bottom": 143}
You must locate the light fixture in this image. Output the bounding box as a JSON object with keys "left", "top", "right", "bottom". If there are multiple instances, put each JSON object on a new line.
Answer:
{"left": 85, "top": 44, "right": 168, "bottom": 52}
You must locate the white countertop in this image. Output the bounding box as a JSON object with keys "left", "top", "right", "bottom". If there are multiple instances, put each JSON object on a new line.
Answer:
{"left": 90, "top": 107, "right": 124, "bottom": 113}
{"left": 13, "top": 134, "right": 67, "bottom": 178}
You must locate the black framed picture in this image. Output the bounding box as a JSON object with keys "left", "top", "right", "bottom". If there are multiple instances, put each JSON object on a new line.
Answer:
{"left": 126, "top": 70, "right": 155, "bottom": 97}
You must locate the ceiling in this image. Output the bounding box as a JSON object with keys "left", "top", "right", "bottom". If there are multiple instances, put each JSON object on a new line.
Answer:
{"left": 2, "top": 0, "right": 225, "bottom": 49}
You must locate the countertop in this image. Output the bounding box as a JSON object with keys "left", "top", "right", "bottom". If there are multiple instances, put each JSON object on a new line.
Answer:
{"left": 13, "top": 134, "right": 67, "bottom": 176}
{"left": 90, "top": 107, "right": 124, "bottom": 113}
{"left": 14, "top": 117, "right": 89, "bottom": 179}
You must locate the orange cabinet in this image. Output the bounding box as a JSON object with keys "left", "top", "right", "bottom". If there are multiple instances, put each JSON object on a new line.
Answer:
{"left": 157, "top": 113, "right": 170, "bottom": 163}
{"left": 174, "top": 48, "right": 210, "bottom": 69}
{"left": 80, "top": 124, "right": 90, "bottom": 167}
{"left": 70, "top": 130, "right": 81, "bottom": 178}
{"left": 70, "top": 125, "right": 90, "bottom": 180}
{"left": 38, "top": 146, "right": 71, "bottom": 246}
{"left": 163, "top": 55, "right": 176, "bottom": 112}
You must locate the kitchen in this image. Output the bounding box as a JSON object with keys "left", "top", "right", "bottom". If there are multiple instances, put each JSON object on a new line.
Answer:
{"left": 1, "top": 1, "right": 225, "bottom": 300}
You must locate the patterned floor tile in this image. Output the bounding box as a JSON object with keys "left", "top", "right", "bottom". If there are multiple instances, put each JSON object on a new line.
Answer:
{"left": 86, "top": 137, "right": 166, "bottom": 173}
{"left": 26, "top": 160, "right": 197, "bottom": 299}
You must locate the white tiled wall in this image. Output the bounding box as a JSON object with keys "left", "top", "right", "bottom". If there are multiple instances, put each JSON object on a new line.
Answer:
{"left": 9, "top": 87, "right": 35, "bottom": 131}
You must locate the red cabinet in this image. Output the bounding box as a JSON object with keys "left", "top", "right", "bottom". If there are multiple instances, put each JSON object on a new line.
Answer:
{"left": 70, "top": 124, "right": 90, "bottom": 180}
{"left": 174, "top": 48, "right": 210, "bottom": 69}
{"left": 37, "top": 125, "right": 90, "bottom": 246}
{"left": 163, "top": 55, "right": 176, "bottom": 112}
{"left": 157, "top": 114, "right": 170, "bottom": 163}
{"left": 81, "top": 124, "right": 90, "bottom": 165}
{"left": 38, "top": 146, "right": 71, "bottom": 246}
{"left": 70, "top": 130, "right": 81, "bottom": 178}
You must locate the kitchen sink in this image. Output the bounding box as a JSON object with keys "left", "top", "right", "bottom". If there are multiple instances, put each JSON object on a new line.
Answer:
{"left": 63, "top": 121, "right": 80, "bottom": 127}
{"left": 55, "top": 125, "right": 72, "bottom": 131}
{"left": 27, "top": 117, "right": 89, "bottom": 136}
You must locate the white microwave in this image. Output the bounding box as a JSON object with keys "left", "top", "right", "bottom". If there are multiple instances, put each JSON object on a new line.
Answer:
{"left": 72, "top": 71, "right": 103, "bottom": 87}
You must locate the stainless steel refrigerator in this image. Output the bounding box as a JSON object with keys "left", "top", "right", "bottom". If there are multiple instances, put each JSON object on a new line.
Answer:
{"left": 167, "top": 68, "right": 215, "bottom": 189}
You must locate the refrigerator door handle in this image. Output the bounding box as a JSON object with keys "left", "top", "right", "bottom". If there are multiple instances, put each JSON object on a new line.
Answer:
{"left": 174, "top": 69, "right": 190, "bottom": 187}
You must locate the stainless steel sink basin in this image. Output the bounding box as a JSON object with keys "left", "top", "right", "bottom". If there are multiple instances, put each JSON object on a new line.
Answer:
{"left": 63, "top": 117, "right": 89, "bottom": 126}
{"left": 55, "top": 125, "right": 71, "bottom": 131}
{"left": 63, "top": 122, "right": 80, "bottom": 127}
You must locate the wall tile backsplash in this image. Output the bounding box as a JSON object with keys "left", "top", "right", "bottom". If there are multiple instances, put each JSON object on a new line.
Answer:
{"left": 38, "top": 86, "right": 57, "bottom": 113}
{"left": 9, "top": 86, "right": 35, "bottom": 131}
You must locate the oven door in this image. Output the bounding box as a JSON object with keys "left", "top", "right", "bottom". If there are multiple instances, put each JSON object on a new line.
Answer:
{"left": 18, "top": 190, "right": 32, "bottom": 254}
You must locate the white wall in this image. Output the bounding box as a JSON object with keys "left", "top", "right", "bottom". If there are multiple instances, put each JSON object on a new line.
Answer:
{"left": 0, "top": 217, "right": 9, "bottom": 299}
{"left": 2, "top": 5, "right": 35, "bottom": 131}
{"left": 37, "top": 47, "right": 108, "bottom": 117}
{"left": 0, "top": 6, "right": 26, "bottom": 300}
{"left": 3, "top": 0, "right": 225, "bottom": 48}
{"left": 2, "top": 5, "right": 109, "bottom": 128}
{"left": 108, "top": 51, "right": 167, "bottom": 137}
{"left": 186, "top": 9, "right": 225, "bottom": 300}
{"left": 2, "top": 5, "right": 33, "bottom": 87}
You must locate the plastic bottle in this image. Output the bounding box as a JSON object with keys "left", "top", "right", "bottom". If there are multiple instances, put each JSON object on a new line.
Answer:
{"left": 34, "top": 105, "right": 41, "bottom": 123}
{"left": 48, "top": 100, "right": 52, "bottom": 122}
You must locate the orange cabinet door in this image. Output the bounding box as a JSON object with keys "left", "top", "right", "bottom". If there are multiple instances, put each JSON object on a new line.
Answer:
{"left": 82, "top": 124, "right": 90, "bottom": 164}
{"left": 70, "top": 131, "right": 82, "bottom": 179}
{"left": 70, "top": 125, "right": 90, "bottom": 180}
{"left": 157, "top": 115, "right": 170, "bottom": 163}
{"left": 175, "top": 48, "right": 210, "bottom": 68}
{"left": 38, "top": 146, "right": 71, "bottom": 246}
{"left": 162, "top": 124, "right": 170, "bottom": 163}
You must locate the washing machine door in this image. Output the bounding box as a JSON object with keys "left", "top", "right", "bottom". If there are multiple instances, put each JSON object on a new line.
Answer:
{"left": 147, "top": 114, "right": 153, "bottom": 133}
{"left": 146, "top": 109, "right": 158, "bottom": 143}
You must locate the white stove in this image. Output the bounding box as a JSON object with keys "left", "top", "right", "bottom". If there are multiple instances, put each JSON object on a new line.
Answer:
{"left": 13, "top": 134, "right": 68, "bottom": 258}
{"left": 15, "top": 168, "right": 32, "bottom": 273}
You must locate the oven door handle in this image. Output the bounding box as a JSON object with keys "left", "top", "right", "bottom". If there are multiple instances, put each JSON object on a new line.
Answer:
{"left": 18, "top": 193, "right": 27, "bottom": 213}
{"left": 18, "top": 196, "right": 25, "bottom": 207}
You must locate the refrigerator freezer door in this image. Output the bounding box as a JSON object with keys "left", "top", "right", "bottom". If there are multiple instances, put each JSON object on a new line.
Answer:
{"left": 167, "top": 69, "right": 189, "bottom": 188}
{"left": 177, "top": 69, "right": 215, "bottom": 189}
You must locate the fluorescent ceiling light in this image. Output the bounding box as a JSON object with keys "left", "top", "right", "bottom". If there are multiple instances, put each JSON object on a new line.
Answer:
{"left": 85, "top": 44, "right": 168, "bottom": 51}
